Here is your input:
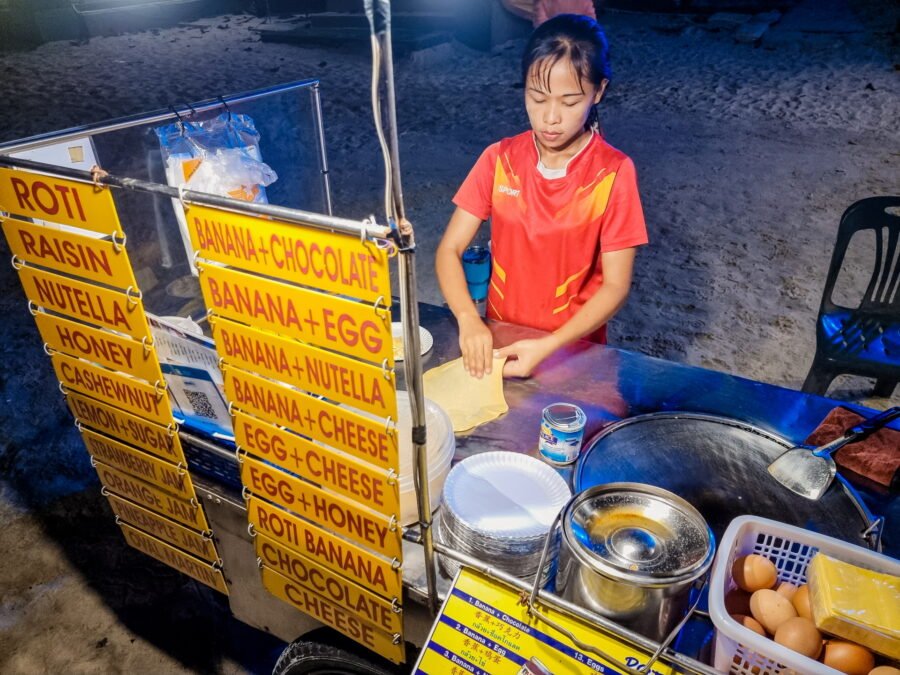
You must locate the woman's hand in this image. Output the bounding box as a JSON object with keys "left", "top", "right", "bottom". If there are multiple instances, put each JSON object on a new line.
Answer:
{"left": 496, "top": 335, "right": 559, "bottom": 378}
{"left": 458, "top": 313, "right": 494, "bottom": 378}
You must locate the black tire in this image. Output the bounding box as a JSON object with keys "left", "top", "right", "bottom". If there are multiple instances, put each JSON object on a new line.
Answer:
{"left": 273, "top": 629, "right": 404, "bottom": 675}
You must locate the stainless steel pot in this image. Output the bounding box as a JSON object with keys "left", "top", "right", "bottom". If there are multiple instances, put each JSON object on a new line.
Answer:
{"left": 555, "top": 483, "right": 715, "bottom": 642}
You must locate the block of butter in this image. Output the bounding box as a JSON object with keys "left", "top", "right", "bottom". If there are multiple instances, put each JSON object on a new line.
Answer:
{"left": 808, "top": 552, "right": 900, "bottom": 659}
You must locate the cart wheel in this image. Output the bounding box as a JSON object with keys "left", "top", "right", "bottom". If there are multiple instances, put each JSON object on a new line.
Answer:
{"left": 273, "top": 628, "right": 406, "bottom": 675}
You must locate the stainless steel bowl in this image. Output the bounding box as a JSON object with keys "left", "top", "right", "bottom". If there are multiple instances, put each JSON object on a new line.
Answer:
{"left": 556, "top": 483, "right": 715, "bottom": 642}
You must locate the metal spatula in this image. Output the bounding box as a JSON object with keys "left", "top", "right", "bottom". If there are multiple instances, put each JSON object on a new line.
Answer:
{"left": 767, "top": 406, "right": 900, "bottom": 500}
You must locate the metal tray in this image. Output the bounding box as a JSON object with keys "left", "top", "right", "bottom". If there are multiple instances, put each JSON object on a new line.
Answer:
{"left": 575, "top": 412, "right": 880, "bottom": 548}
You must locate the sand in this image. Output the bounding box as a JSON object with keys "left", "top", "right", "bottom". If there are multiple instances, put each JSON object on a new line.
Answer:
{"left": 0, "top": 2, "right": 898, "bottom": 672}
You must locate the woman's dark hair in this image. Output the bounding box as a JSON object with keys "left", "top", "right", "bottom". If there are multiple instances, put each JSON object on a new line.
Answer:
{"left": 522, "top": 14, "right": 611, "bottom": 131}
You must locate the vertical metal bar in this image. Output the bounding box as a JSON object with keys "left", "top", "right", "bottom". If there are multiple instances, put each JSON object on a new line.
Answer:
{"left": 380, "top": 23, "right": 405, "bottom": 222}
{"left": 310, "top": 83, "right": 333, "bottom": 216}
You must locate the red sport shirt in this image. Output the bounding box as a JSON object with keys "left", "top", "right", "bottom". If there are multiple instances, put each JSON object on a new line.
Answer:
{"left": 453, "top": 131, "right": 648, "bottom": 343}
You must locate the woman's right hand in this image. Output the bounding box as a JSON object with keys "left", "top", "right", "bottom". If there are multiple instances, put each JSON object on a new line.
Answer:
{"left": 458, "top": 312, "right": 493, "bottom": 378}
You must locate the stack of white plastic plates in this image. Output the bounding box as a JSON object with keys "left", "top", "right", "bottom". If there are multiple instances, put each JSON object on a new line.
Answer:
{"left": 435, "top": 452, "right": 571, "bottom": 585}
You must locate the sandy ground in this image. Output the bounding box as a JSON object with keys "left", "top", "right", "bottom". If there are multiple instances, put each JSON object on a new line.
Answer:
{"left": 0, "top": 2, "right": 898, "bottom": 672}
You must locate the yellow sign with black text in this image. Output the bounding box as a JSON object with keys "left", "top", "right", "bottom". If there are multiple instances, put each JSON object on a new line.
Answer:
{"left": 225, "top": 366, "right": 397, "bottom": 472}
{"left": 0, "top": 167, "right": 121, "bottom": 234}
{"left": 3, "top": 217, "right": 137, "bottom": 288}
{"left": 185, "top": 204, "right": 391, "bottom": 304}
{"left": 17, "top": 264, "right": 150, "bottom": 341}
{"left": 119, "top": 521, "right": 228, "bottom": 595}
{"left": 413, "top": 570, "right": 675, "bottom": 675}
{"left": 66, "top": 390, "right": 185, "bottom": 464}
{"left": 197, "top": 262, "right": 391, "bottom": 364}
{"left": 260, "top": 565, "right": 403, "bottom": 664}
{"left": 36, "top": 311, "right": 164, "bottom": 384}
{"left": 241, "top": 455, "right": 400, "bottom": 559}
{"left": 83, "top": 427, "right": 193, "bottom": 500}
{"left": 52, "top": 351, "right": 172, "bottom": 426}
{"left": 256, "top": 533, "right": 401, "bottom": 634}
{"left": 247, "top": 496, "right": 401, "bottom": 600}
{"left": 235, "top": 411, "right": 399, "bottom": 518}
{"left": 212, "top": 316, "right": 397, "bottom": 419}
{"left": 95, "top": 460, "right": 208, "bottom": 531}
{"left": 107, "top": 492, "right": 218, "bottom": 563}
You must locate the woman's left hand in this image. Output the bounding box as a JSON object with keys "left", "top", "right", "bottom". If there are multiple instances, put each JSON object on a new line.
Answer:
{"left": 495, "top": 336, "right": 559, "bottom": 378}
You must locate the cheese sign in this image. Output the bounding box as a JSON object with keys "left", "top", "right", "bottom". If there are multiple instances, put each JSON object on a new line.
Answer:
{"left": 224, "top": 367, "right": 397, "bottom": 472}
{"left": 82, "top": 428, "right": 193, "bottom": 500}
{"left": 197, "top": 262, "right": 391, "bottom": 365}
{"left": 261, "top": 565, "right": 403, "bottom": 664}
{"left": 0, "top": 167, "right": 121, "bottom": 234}
{"left": 213, "top": 316, "right": 397, "bottom": 419}
{"left": 247, "top": 496, "right": 401, "bottom": 600}
{"left": 3, "top": 217, "right": 137, "bottom": 288}
{"left": 17, "top": 264, "right": 150, "bottom": 341}
{"left": 235, "top": 411, "right": 399, "bottom": 517}
{"left": 185, "top": 204, "right": 391, "bottom": 304}
{"left": 241, "top": 455, "right": 400, "bottom": 560}
{"left": 107, "top": 492, "right": 218, "bottom": 563}
{"left": 66, "top": 391, "right": 185, "bottom": 464}
{"left": 35, "top": 311, "right": 164, "bottom": 385}
{"left": 95, "top": 460, "right": 208, "bottom": 531}
{"left": 256, "top": 533, "right": 401, "bottom": 634}
{"left": 52, "top": 352, "right": 172, "bottom": 426}
{"left": 119, "top": 522, "right": 228, "bottom": 595}
{"left": 413, "top": 570, "right": 674, "bottom": 675}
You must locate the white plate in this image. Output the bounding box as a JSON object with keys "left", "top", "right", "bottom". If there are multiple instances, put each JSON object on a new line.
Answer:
{"left": 391, "top": 322, "right": 433, "bottom": 361}
{"left": 442, "top": 451, "right": 572, "bottom": 540}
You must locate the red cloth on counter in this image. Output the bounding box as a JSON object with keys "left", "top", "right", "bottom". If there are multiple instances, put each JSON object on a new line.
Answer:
{"left": 804, "top": 407, "right": 900, "bottom": 488}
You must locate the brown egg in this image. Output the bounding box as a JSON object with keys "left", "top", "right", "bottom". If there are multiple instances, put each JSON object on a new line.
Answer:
{"left": 822, "top": 641, "right": 875, "bottom": 675}
{"left": 750, "top": 588, "right": 798, "bottom": 634}
{"left": 791, "top": 584, "right": 813, "bottom": 620}
{"left": 774, "top": 617, "right": 822, "bottom": 659}
{"left": 732, "top": 614, "right": 767, "bottom": 636}
{"left": 775, "top": 581, "right": 799, "bottom": 600}
{"left": 732, "top": 554, "right": 779, "bottom": 592}
{"left": 869, "top": 667, "right": 900, "bottom": 675}
{"left": 725, "top": 588, "right": 753, "bottom": 616}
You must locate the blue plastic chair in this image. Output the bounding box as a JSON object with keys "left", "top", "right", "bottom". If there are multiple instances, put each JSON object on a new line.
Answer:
{"left": 803, "top": 197, "right": 900, "bottom": 397}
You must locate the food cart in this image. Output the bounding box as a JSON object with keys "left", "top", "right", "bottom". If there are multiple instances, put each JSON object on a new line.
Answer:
{"left": 0, "top": 4, "right": 896, "bottom": 674}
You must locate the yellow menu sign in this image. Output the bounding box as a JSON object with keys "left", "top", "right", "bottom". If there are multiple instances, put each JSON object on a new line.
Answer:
{"left": 36, "top": 311, "right": 164, "bottom": 385}
{"left": 241, "top": 455, "right": 400, "bottom": 559}
{"left": 256, "top": 533, "right": 401, "bottom": 634}
{"left": 197, "top": 261, "right": 391, "bottom": 364}
{"left": 261, "top": 565, "right": 403, "bottom": 664}
{"left": 119, "top": 522, "right": 228, "bottom": 595}
{"left": 3, "top": 217, "right": 137, "bottom": 288}
{"left": 66, "top": 391, "right": 185, "bottom": 464}
{"left": 95, "top": 460, "right": 207, "bottom": 531}
{"left": 247, "top": 496, "right": 401, "bottom": 600}
{"left": 52, "top": 352, "right": 171, "bottom": 426}
{"left": 414, "top": 570, "right": 674, "bottom": 675}
{"left": 17, "top": 264, "right": 150, "bottom": 341}
{"left": 185, "top": 204, "right": 391, "bottom": 304}
{"left": 107, "top": 493, "right": 218, "bottom": 563}
{"left": 0, "top": 167, "right": 121, "bottom": 234}
{"left": 82, "top": 428, "right": 193, "bottom": 500}
{"left": 234, "top": 411, "right": 399, "bottom": 518}
{"left": 224, "top": 366, "right": 397, "bottom": 471}
{"left": 212, "top": 316, "right": 397, "bottom": 419}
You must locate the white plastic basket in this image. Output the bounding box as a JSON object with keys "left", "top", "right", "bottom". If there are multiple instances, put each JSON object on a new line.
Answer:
{"left": 709, "top": 515, "right": 900, "bottom": 674}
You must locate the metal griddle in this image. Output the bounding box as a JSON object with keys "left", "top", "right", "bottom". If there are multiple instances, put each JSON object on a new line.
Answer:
{"left": 575, "top": 413, "right": 881, "bottom": 549}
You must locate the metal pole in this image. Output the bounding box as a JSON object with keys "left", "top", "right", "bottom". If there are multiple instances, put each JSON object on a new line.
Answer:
{"left": 310, "top": 83, "right": 334, "bottom": 217}
{"left": 0, "top": 79, "right": 320, "bottom": 156}
{"left": 0, "top": 155, "right": 392, "bottom": 240}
